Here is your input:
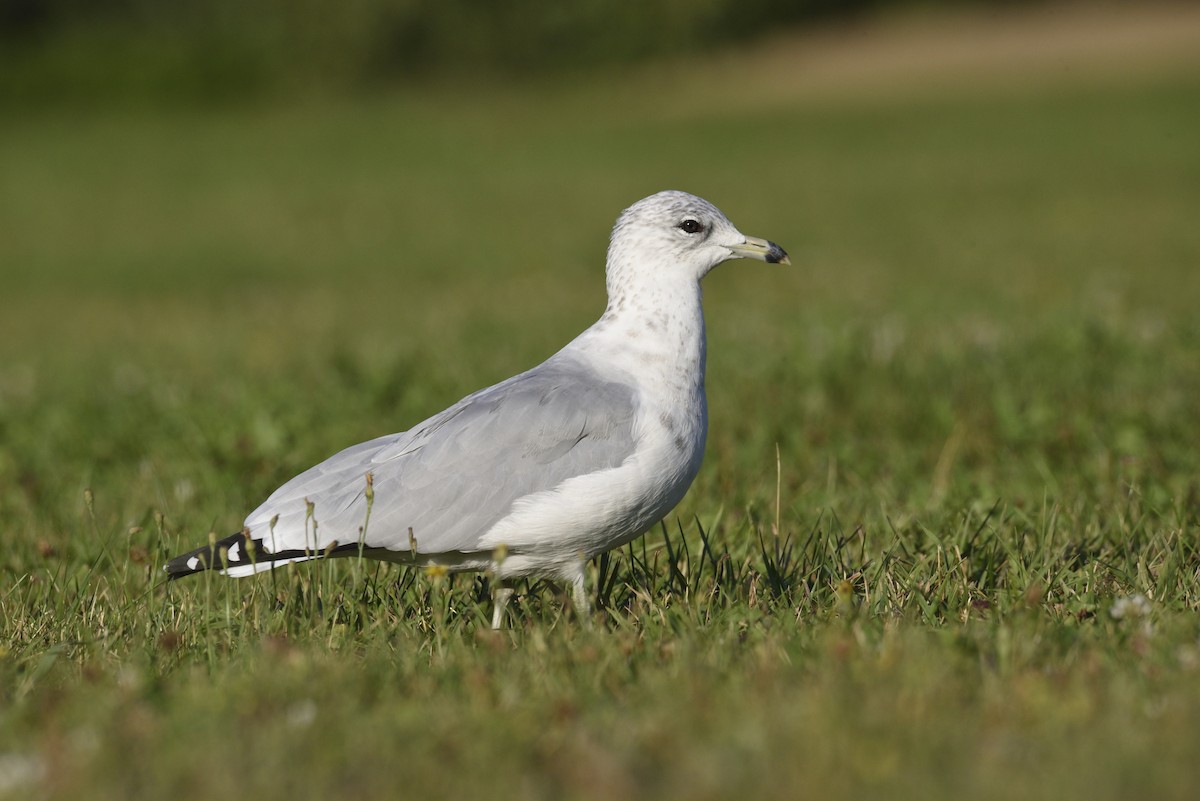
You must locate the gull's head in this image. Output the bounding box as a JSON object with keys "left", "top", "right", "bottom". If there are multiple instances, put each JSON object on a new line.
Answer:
{"left": 607, "top": 190, "right": 789, "bottom": 286}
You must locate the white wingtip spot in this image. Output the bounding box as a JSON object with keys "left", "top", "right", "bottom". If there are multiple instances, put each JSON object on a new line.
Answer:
{"left": 228, "top": 541, "right": 241, "bottom": 562}
{"left": 186, "top": 556, "right": 200, "bottom": 570}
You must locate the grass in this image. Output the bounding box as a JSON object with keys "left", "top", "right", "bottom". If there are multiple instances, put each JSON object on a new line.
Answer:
{"left": 2, "top": 11, "right": 1200, "bottom": 800}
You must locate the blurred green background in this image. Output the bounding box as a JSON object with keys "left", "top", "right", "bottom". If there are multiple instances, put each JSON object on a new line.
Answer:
{"left": 2, "top": 0, "right": 928, "bottom": 104}
{"left": 2, "top": 2, "right": 1200, "bottom": 799}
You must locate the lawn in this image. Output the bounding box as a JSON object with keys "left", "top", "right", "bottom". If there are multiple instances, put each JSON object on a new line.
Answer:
{"left": 1, "top": 9, "right": 1199, "bottom": 800}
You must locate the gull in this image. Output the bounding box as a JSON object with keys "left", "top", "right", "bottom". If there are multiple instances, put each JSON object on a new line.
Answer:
{"left": 164, "top": 190, "right": 788, "bottom": 628}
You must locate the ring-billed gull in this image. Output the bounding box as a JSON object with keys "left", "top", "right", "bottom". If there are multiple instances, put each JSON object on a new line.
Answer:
{"left": 165, "top": 190, "right": 789, "bottom": 628}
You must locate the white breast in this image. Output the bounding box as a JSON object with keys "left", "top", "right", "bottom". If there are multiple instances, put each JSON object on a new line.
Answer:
{"left": 478, "top": 279, "right": 709, "bottom": 581}
{"left": 478, "top": 402, "right": 706, "bottom": 580}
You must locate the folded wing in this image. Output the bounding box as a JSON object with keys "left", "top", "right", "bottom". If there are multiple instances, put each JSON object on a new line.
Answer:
{"left": 243, "top": 354, "right": 640, "bottom": 559}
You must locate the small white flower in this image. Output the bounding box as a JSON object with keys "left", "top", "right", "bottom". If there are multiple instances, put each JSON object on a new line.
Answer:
{"left": 1110, "top": 593, "right": 1151, "bottom": 620}
{"left": 0, "top": 753, "right": 44, "bottom": 794}
{"left": 174, "top": 479, "right": 195, "bottom": 503}
{"left": 285, "top": 700, "right": 317, "bottom": 729}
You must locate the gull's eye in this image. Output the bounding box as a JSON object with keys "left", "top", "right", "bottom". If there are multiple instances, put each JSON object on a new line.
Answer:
{"left": 677, "top": 219, "right": 704, "bottom": 234}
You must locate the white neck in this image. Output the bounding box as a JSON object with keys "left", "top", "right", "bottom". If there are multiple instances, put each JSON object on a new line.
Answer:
{"left": 570, "top": 268, "right": 707, "bottom": 405}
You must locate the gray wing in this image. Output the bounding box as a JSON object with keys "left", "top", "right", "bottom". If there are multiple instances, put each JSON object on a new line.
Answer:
{"left": 243, "top": 354, "right": 639, "bottom": 557}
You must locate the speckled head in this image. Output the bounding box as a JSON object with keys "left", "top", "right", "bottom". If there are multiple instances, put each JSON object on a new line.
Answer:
{"left": 606, "top": 190, "right": 789, "bottom": 293}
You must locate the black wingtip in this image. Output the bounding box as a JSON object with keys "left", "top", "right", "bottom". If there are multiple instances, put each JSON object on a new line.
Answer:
{"left": 163, "top": 530, "right": 364, "bottom": 579}
{"left": 163, "top": 530, "right": 258, "bottom": 579}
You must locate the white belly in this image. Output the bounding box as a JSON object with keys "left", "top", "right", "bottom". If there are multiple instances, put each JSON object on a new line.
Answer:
{"left": 478, "top": 394, "right": 707, "bottom": 581}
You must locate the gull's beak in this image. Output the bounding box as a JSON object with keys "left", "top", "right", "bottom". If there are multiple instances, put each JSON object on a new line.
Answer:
{"left": 728, "top": 235, "right": 790, "bottom": 265}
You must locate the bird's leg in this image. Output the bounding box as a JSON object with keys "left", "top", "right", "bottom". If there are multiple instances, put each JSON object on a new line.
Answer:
{"left": 570, "top": 565, "right": 592, "bottom": 626}
{"left": 491, "top": 579, "right": 515, "bottom": 630}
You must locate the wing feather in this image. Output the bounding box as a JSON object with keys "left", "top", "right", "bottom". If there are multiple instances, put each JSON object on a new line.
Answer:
{"left": 243, "top": 355, "right": 639, "bottom": 557}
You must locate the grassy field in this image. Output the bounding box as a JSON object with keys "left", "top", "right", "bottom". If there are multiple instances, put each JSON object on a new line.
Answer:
{"left": 2, "top": 7, "right": 1200, "bottom": 800}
